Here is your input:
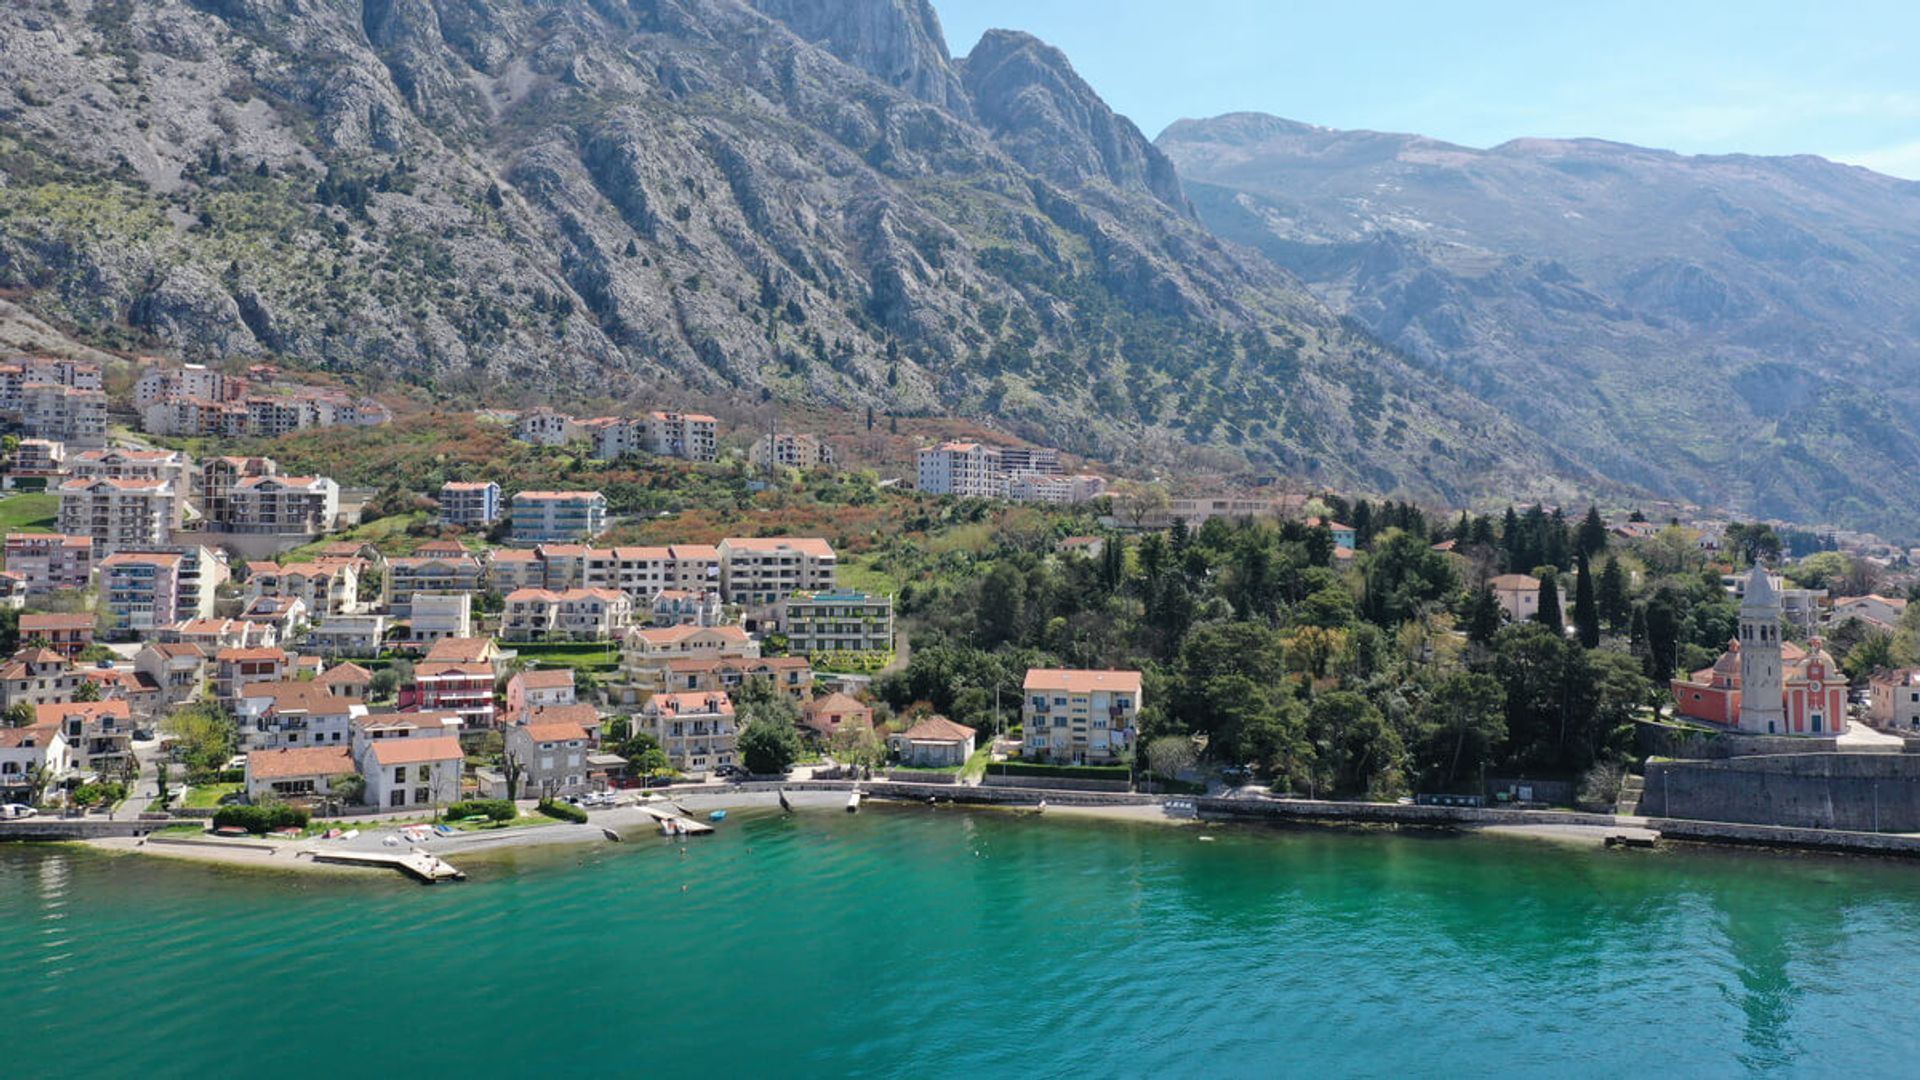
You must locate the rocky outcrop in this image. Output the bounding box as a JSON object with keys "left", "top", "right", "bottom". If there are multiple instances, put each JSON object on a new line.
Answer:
{"left": 960, "top": 30, "right": 1189, "bottom": 216}
{"left": 749, "top": 0, "right": 972, "bottom": 118}
{"left": 1161, "top": 112, "right": 1920, "bottom": 536}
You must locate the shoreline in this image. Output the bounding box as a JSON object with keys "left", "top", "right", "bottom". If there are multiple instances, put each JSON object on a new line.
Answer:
{"left": 66, "top": 785, "right": 1920, "bottom": 882}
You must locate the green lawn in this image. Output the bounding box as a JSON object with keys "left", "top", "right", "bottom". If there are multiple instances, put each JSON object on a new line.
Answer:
{"left": 510, "top": 642, "right": 621, "bottom": 670}
{"left": 960, "top": 745, "right": 991, "bottom": 783}
{"left": 282, "top": 512, "right": 431, "bottom": 561}
{"left": 182, "top": 782, "right": 242, "bottom": 809}
{"left": 835, "top": 554, "right": 903, "bottom": 597}
{"left": 0, "top": 492, "right": 58, "bottom": 533}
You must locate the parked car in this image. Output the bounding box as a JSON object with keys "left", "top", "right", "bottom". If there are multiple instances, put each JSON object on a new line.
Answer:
{"left": 1, "top": 803, "right": 39, "bottom": 819}
{"left": 713, "top": 764, "right": 742, "bottom": 778}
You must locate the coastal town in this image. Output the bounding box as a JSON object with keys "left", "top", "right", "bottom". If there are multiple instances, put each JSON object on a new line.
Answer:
{"left": 5, "top": 353, "right": 1920, "bottom": 870}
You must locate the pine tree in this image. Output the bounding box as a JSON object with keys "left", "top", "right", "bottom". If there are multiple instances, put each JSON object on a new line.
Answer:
{"left": 1573, "top": 553, "right": 1600, "bottom": 648}
{"left": 1629, "top": 605, "right": 1649, "bottom": 663}
{"left": 1598, "top": 558, "right": 1630, "bottom": 633}
{"left": 1501, "top": 507, "right": 1523, "bottom": 570}
{"left": 1534, "top": 569, "right": 1563, "bottom": 630}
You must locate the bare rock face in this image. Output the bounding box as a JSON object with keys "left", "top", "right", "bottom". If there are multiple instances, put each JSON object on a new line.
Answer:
{"left": 1160, "top": 112, "right": 1920, "bottom": 535}
{"left": 0, "top": 0, "right": 1570, "bottom": 508}
{"left": 960, "top": 30, "right": 1189, "bottom": 216}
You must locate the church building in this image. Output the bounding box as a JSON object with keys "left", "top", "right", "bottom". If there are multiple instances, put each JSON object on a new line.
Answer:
{"left": 1669, "top": 565, "right": 1847, "bottom": 735}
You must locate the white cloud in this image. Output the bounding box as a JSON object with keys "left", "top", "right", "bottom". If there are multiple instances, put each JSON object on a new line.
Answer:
{"left": 1836, "top": 139, "right": 1920, "bottom": 180}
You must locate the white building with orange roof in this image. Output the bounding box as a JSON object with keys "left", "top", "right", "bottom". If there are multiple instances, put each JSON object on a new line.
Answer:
{"left": 213, "top": 646, "right": 294, "bottom": 704}
{"left": 385, "top": 553, "right": 484, "bottom": 616}
{"left": 134, "top": 642, "right": 209, "bottom": 705}
{"left": 0, "top": 647, "right": 82, "bottom": 710}
{"left": 505, "top": 668, "right": 576, "bottom": 715}
{"left": 97, "top": 549, "right": 188, "bottom": 635}
{"left": 501, "top": 586, "right": 632, "bottom": 642}
{"left": 616, "top": 624, "right": 759, "bottom": 700}
{"left": 638, "top": 690, "right": 736, "bottom": 775}
{"left": 917, "top": 441, "right": 1005, "bottom": 498}
{"left": 358, "top": 734, "right": 463, "bottom": 810}
{"left": 161, "top": 617, "right": 275, "bottom": 651}
{"left": 716, "top": 536, "right": 837, "bottom": 605}
{"left": 244, "top": 745, "right": 355, "bottom": 805}
{"left": 509, "top": 490, "right": 606, "bottom": 545}
{"left": 438, "top": 480, "right": 501, "bottom": 526}
{"left": 224, "top": 475, "right": 339, "bottom": 536}
{"left": 57, "top": 475, "right": 177, "bottom": 554}
{"left": 4, "top": 533, "right": 95, "bottom": 594}
{"left": 1022, "top": 668, "right": 1143, "bottom": 764}
{"left": 38, "top": 699, "right": 134, "bottom": 776}
{"left": 645, "top": 410, "right": 718, "bottom": 462}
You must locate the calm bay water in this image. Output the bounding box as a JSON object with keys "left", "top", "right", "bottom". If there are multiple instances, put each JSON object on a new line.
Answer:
{"left": 8, "top": 809, "right": 1920, "bottom": 1077}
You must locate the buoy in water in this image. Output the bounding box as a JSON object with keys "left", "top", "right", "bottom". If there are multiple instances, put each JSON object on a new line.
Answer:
{"left": 1198, "top": 836, "right": 1216, "bottom": 842}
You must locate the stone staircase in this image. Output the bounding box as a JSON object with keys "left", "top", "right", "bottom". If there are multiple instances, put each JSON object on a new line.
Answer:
{"left": 1615, "top": 773, "right": 1644, "bottom": 817}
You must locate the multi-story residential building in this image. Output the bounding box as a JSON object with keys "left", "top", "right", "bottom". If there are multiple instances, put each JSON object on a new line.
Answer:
{"left": 140, "top": 397, "right": 248, "bottom": 438}
{"left": 0, "top": 721, "right": 71, "bottom": 802}
{"left": 305, "top": 614, "right": 388, "bottom": 657}
{"left": 717, "top": 536, "right": 837, "bottom": 605}
{"left": 651, "top": 656, "right": 813, "bottom": 702}
{"left": 510, "top": 490, "right": 606, "bottom": 545}
{"left": 19, "top": 613, "right": 93, "bottom": 658}
{"left": 358, "top": 735, "right": 464, "bottom": 810}
{"left": 438, "top": 481, "right": 501, "bottom": 527}
{"left": 404, "top": 636, "right": 499, "bottom": 729}
{"left": 613, "top": 625, "right": 761, "bottom": 703}
{"left": 14, "top": 384, "right": 107, "bottom": 449}
{"left": 0, "top": 357, "right": 101, "bottom": 405}
{"left": 385, "top": 555, "right": 485, "bottom": 617}
{"left": 585, "top": 416, "right": 643, "bottom": 461}
{"left": 780, "top": 591, "right": 893, "bottom": 655}
{"left": 223, "top": 475, "right": 339, "bottom": 536}
{"left": 213, "top": 646, "right": 293, "bottom": 705}
{"left": 917, "top": 441, "right": 1005, "bottom": 498}
{"left": 407, "top": 593, "right": 473, "bottom": 643}
{"left": 1007, "top": 473, "right": 1108, "bottom": 505}
{"left": 241, "top": 595, "right": 309, "bottom": 639}
{"left": 501, "top": 587, "right": 632, "bottom": 642}
{"left": 246, "top": 556, "right": 362, "bottom": 617}
{"left": 197, "top": 456, "right": 277, "bottom": 528}
{"left": 134, "top": 363, "right": 242, "bottom": 410}
{"left": 802, "top": 692, "right": 874, "bottom": 742}
{"left": 638, "top": 691, "right": 737, "bottom": 775}
{"left": 505, "top": 668, "right": 576, "bottom": 716}
{"left": 133, "top": 642, "right": 208, "bottom": 706}
{"left": 98, "top": 551, "right": 186, "bottom": 636}
{"left": 889, "top": 716, "right": 977, "bottom": 767}
{"left": 4, "top": 533, "right": 95, "bottom": 594}
{"left": 39, "top": 699, "right": 134, "bottom": 778}
{"left": 750, "top": 432, "right": 835, "bottom": 470}
{"left": 646, "top": 411, "right": 718, "bottom": 462}
{"left": 237, "top": 680, "right": 366, "bottom": 749}
{"left": 1021, "top": 668, "right": 1143, "bottom": 765}
{"left": 651, "top": 589, "right": 723, "bottom": 627}
{"left": 5, "top": 438, "right": 66, "bottom": 487}
{"left": 533, "top": 544, "right": 591, "bottom": 590}
{"left": 162, "top": 618, "right": 275, "bottom": 651}
{"left": 484, "top": 549, "right": 545, "bottom": 593}
{"left": 1869, "top": 668, "right": 1920, "bottom": 732}
{"left": 505, "top": 704, "right": 602, "bottom": 799}
{"left": 57, "top": 476, "right": 177, "bottom": 554}
{"left": 997, "top": 447, "right": 1061, "bottom": 476}
{"left": 0, "top": 647, "right": 83, "bottom": 710}
{"left": 68, "top": 448, "right": 192, "bottom": 525}
{"left": 514, "top": 407, "right": 579, "bottom": 446}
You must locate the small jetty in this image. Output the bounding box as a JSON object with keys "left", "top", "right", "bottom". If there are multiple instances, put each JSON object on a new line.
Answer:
{"left": 637, "top": 803, "right": 715, "bottom": 836}
{"left": 307, "top": 848, "right": 465, "bottom": 883}
{"left": 1605, "top": 828, "right": 1662, "bottom": 850}
{"left": 846, "top": 790, "right": 863, "bottom": 813}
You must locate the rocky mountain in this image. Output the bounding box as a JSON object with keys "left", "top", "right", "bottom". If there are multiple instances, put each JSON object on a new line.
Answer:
{"left": 1159, "top": 113, "right": 1920, "bottom": 536}
{"left": 0, "top": 0, "right": 1573, "bottom": 507}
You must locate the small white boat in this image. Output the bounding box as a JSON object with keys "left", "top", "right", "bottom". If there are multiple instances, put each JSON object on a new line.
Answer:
{"left": 846, "top": 790, "right": 863, "bottom": 813}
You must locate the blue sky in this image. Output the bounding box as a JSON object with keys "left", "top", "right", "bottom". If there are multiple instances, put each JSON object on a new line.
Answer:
{"left": 935, "top": 1, "right": 1920, "bottom": 179}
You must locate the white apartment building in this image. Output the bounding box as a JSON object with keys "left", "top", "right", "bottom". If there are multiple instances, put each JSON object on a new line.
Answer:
{"left": 57, "top": 476, "right": 177, "bottom": 554}
{"left": 134, "top": 364, "right": 236, "bottom": 410}
{"left": 3, "top": 533, "right": 95, "bottom": 593}
{"left": 501, "top": 587, "right": 632, "bottom": 642}
{"left": 917, "top": 441, "right": 1006, "bottom": 498}
{"left": 225, "top": 475, "right": 339, "bottom": 536}
{"left": 645, "top": 411, "right": 718, "bottom": 462}
{"left": 750, "top": 432, "right": 835, "bottom": 470}
{"left": 514, "top": 408, "right": 579, "bottom": 446}
{"left": 438, "top": 481, "right": 501, "bottom": 527}
{"left": 16, "top": 384, "right": 107, "bottom": 449}
{"left": 1008, "top": 473, "right": 1108, "bottom": 504}
{"left": 509, "top": 490, "right": 607, "bottom": 545}
{"left": 716, "top": 536, "right": 837, "bottom": 606}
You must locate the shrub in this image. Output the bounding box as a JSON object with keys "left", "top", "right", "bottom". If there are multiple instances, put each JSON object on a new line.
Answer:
{"left": 537, "top": 798, "right": 588, "bottom": 823}
{"left": 213, "top": 803, "right": 310, "bottom": 834}
{"left": 443, "top": 799, "right": 517, "bottom": 822}
{"left": 71, "top": 781, "right": 127, "bottom": 807}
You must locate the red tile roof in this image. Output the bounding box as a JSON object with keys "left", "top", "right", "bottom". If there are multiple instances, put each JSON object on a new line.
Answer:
{"left": 248, "top": 746, "right": 354, "bottom": 780}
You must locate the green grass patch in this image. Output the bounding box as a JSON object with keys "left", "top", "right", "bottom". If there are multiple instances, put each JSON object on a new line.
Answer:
{"left": 960, "top": 746, "right": 992, "bottom": 783}
{"left": 182, "top": 782, "right": 242, "bottom": 809}
{"left": 510, "top": 642, "right": 620, "bottom": 670}
{"left": 282, "top": 512, "right": 430, "bottom": 561}
{"left": 835, "top": 554, "right": 902, "bottom": 596}
{"left": 0, "top": 492, "right": 59, "bottom": 533}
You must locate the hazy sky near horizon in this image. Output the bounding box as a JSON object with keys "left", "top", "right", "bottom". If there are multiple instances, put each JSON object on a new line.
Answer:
{"left": 936, "top": 1, "right": 1920, "bottom": 179}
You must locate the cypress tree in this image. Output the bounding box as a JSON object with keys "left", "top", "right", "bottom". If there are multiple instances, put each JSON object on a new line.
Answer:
{"left": 1578, "top": 505, "right": 1608, "bottom": 556}
{"left": 1534, "top": 569, "right": 1563, "bottom": 631}
{"left": 1466, "top": 585, "right": 1503, "bottom": 646}
{"left": 1573, "top": 553, "right": 1600, "bottom": 648}
{"left": 1598, "top": 558, "right": 1630, "bottom": 633}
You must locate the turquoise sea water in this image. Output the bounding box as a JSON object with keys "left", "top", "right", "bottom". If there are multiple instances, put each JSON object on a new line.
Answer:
{"left": 8, "top": 809, "right": 1920, "bottom": 1078}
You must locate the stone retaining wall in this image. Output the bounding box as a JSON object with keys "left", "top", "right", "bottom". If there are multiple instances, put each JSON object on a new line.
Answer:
{"left": 1642, "top": 753, "right": 1920, "bottom": 831}
{"left": 981, "top": 773, "right": 1132, "bottom": 792}
{"left": 1635, "top": 719, "right": 1840, "bottom": 760}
